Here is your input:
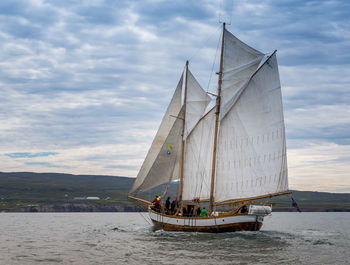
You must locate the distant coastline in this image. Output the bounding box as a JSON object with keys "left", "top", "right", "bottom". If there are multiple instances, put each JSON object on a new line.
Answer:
{"left": 2, "top": 202, "right": 142, "bottom": 213}
{"left": 1, "top": 172, "right": 349, "bottom": 212}
{"left": 4, "top": 203, "right": 350, "bottom": 213}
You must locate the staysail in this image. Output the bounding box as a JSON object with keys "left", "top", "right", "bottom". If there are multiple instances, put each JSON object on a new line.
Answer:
{"left": 182, "top": 108, "right": 216, "bottom": 201}
{"left": 214, "top": 53, "right": 288, "bottom": 202}
{"left": 184, "top": 70, "right": 211, "bottom": 139}
{"left": 135, "top": 108, "right": 183, "bottom": 192}
{"left": 130, "top": 75, "right": 183, "bottom": 193}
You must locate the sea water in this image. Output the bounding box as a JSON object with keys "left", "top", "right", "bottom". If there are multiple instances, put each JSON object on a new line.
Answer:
{"left": 0, "top": 212, "right": 349, "bottom": 264}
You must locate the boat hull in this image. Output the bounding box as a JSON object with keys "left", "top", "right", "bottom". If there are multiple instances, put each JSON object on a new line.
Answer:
{"left": 149, "top": 209, "right": 263, "bottom": 233}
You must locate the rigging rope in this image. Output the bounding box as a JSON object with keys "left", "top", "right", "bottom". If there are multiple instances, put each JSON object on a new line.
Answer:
{"left": 140, "top": 212, "right": 153, "bottom": 226}
{"left": 206, "top": 30, "right": 222, "bottom": 93}
{"left": 136, "top": 205, "right": 153, "bottom": 226}
{"left": 188, "top": 24, "right": 221, "bottom": 67}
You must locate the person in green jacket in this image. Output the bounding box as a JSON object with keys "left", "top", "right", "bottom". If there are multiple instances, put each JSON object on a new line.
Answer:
{"left": 200, "top": 208, "right": 208, "bottom": 217}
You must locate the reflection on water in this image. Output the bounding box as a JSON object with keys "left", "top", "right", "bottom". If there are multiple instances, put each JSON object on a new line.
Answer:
{"left": 0, "top": 212, "right": 349, "bottom": 265}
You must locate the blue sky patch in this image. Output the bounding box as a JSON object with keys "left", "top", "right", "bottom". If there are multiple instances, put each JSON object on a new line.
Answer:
{"left": 24, "top": 161, "right": 62, "bottom": 168}
{"left": 5, "top": 152, "right": 59, "bottom": 158}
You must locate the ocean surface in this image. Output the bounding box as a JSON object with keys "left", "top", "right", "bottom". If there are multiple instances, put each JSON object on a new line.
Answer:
{"left": 0, "top": 212, "right": 349, "bottom": 265}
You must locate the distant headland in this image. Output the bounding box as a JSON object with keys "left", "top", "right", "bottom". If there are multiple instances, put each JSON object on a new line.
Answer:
{"left": 0, "top": 172, "right": 349, "bottom": 212}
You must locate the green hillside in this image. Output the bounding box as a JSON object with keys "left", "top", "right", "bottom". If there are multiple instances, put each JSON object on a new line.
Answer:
{"left": 0, "top": 172, "right": 133, "bottom": 211}
{"left": 0, "top": 172, "right": 133, "bottom": 202}
{"left": 271, "top": 190, "right": 350, "bottom": 212}
{"left": 0, "top": 172, "right": 349, "bottom": 212}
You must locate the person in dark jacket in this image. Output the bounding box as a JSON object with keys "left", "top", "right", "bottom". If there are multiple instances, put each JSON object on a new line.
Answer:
{"left": 171, "top": 200, "right": 175, "bottom": 214}
{"left": 182, "top": 206, "right": 188, "bottom": 217}
{"left": 196, "top": 207, "right": 201, "bottom": 216}
{"left": 165, "top": 197, "right": 171, "bottom": 214}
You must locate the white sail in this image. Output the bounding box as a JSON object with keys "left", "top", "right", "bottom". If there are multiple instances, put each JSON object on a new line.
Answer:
{"left": 184, "top": 70, "right": 211, "bottom": 139}
{"left": 214, "top": 53, "right": 288, "bottom": 202}
{"left": 134, "top": 108, "right": 183, "bottom": 192}
{"left": 221, "top": 29, "right": 264, "bottom": 116}
{"left": 130, "top": 75, "right": 183, "bottom": 193}
{"left": 182, "top": 108, "right": 216, "bottom": 201}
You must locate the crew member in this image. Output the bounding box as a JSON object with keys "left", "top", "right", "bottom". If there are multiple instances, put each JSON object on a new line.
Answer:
{"left": 200, "top": 207, "right": 208, "bottom": 217}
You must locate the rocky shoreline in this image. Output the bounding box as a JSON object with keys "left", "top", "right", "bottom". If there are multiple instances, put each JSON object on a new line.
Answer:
{"left": 2, "top": 202, "right": 143, "bottom": 213}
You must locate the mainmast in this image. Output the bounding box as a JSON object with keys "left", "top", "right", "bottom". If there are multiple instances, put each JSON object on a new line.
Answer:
{"left": 209, "top": 23, "right": 225, "bottom": 214}
{"left": 179, "top": 60, "right": 189, "bottom": 206}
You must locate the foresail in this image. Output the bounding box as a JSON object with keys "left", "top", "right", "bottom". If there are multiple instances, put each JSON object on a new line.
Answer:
{"left": 214, "top": 53, "right": 288, "bottom": 202}
{"left": 184, "top": 70, "right": 211, "bottom": 139}
{"left": 130, "top": 75, "right": 183, "bottom": 193}
{"left": 221, "top": 29, "right": 264, "bottom": 116}
{"left": 182, "top": 107, "right": 216, "bottom": 201}
{"left": 135, "top": 108, "right": 183, "bottom": 192}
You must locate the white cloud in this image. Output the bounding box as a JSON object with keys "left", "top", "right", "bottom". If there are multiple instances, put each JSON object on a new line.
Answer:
{"left": 288, "top": 142, "right": 350, "bottom": 192}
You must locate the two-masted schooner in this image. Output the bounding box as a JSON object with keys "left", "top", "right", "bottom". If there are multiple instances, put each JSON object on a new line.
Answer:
{"left": 128, "top": 23, "right": 291, "bottom": 233}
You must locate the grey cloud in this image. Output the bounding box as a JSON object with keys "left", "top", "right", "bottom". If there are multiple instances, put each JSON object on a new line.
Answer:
{"left": 0, "top": 0, "right": 349, "bottom": 191}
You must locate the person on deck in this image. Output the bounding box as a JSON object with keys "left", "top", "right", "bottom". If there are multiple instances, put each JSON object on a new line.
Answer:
{"left": 152, "top": 195, "right": 161, "bottom": 212}
{"left": 188, "top": 205, "right": 194, "bottom": 217}
{"left": 240, "top": 205, "right": 248, "bottom": 214}
{"left": 196, "top": 207, "right": 201, "bottom": 216}
{"left": 182, "top": 206, "right": 188, "bottom": 217}
{"left": 170, "top": 199, "right": 176, "bottom": 214}
{"left": 171, "top": 197, "right": 178, "bottom": 213}
{"left": 152, "top": 195, "right": 158, "bottom": 204}
{"left": 174, "top": 197, "right": 178, "bottom": 207}
{"left": 165, "top": 197, "right": 171, "bottom": 214}
{"left": 200, "top": 207, "right": 208, "bottom": 217}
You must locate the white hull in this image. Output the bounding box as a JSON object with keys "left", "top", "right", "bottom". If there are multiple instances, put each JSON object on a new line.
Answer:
{"left": 149, "top": 208, "right": 266, "bottom": 233}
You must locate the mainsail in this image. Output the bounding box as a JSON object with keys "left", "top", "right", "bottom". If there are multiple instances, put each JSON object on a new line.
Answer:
{"left": 221, "top": 29, "right": 264, "bottom": 115}
{"left": 214, "top": 52, "right": 288, "bottom": 202}
{"left": 212, "top": 30, "right": 289, "bottom": 202}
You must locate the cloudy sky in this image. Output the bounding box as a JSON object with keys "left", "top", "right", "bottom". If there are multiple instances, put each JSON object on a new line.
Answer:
{"left": 0, "top": 0, "right": 349, "bottom": 193}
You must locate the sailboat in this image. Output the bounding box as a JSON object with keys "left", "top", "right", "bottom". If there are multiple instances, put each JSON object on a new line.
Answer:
{"left": 128, "top": 23, "right": 291, "bottom": 233}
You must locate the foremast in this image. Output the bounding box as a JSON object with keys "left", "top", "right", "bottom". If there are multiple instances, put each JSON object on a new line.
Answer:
{"left": 179, "top": 61, "right": 189, "bottom": 207}
{"left": 209, "top": 23, "right": 226, "bottom": 214}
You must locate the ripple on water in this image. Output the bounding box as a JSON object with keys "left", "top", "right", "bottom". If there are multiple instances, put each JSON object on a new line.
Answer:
{"left": 33, "top": 258, "right": 63, "bottom": 263}
{"left": 1, "top": 212, "right": 350, "bottom": 265}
